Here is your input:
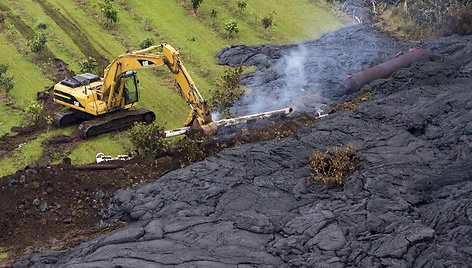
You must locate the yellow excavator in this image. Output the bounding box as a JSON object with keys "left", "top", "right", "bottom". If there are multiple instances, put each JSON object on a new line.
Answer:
{"left": 52, "top": 43, "right": 217, "bottom": 138}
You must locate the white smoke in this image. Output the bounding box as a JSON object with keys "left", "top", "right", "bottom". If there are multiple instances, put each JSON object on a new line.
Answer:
{"left": 235, "top": 43, "right": 327, "bottom": 116}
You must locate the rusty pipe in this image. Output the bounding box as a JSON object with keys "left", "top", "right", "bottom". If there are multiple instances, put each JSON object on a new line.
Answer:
{"left": 344, "top": 48, "right": 431, "bottom": 92}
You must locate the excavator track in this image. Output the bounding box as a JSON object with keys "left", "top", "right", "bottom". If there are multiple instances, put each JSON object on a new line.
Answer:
{"left": 53, "top": 110, "right": 90, "bottom": 127}
{"left": 78, "top": 108, "right": 156, "bottom": 139}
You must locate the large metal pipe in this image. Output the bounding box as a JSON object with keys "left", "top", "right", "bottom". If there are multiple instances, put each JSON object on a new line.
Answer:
{"left": 344, "top": 48, "right": 431, "bottom": 92}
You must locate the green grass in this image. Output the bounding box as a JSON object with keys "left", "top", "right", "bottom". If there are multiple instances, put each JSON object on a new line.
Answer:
{"left": 0, "top": 135, "right": 44, "bottom": 177}
{"left": 0, "top": 0, "right": 342, "bottom": 175}
{"left": 0, "top": 33, "right": 51, "bottom": 107}
{"left": 68, "top": 131, "right": 132, "bottom": 164}
{"left": 0, "top": 104, "right": 22, "bottom": 136}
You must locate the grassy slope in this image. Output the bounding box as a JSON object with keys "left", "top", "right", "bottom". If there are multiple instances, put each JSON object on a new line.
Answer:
{"left": 0, "top": 0, "right": 341, "bottom": 169}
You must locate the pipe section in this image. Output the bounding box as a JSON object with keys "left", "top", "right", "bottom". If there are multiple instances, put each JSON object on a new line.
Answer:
{"left": 344, "top": 48, "right": 431, "bottom": 92}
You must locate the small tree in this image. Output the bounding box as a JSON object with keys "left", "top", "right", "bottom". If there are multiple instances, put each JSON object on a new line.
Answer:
{"left": 0, "top": 64, "right": 14, "bottom": 98}
{"left": 139, "top": 37, "right": 154, "bottom": 49}
{"left": 261, "top": 12, "right": 276, "bottom": 29}
{"left": 79, "top": 57, "right": 98, "bottom": 74}
{"left": 223, "top": 19, "right": 239, "bottom": 37}
{"left": 237, "top": 0, "right": 247, "bottom": 13}
{"left": 192, "top": 0, "right": 203, "bottom": 12}
{"left": 100, "top": 0, "right": 118, "bottom": 25}
{"left": 209, "top": 66, "right": 245, "bottom": 118}
{"left": 24, "top": 101, "right": 52, "bottom": 127}
{"left": 28, "top": 32, "right": 47, "bottom": 53}
{"left": 128, "top": 121, "right": 168, "bottom": 156}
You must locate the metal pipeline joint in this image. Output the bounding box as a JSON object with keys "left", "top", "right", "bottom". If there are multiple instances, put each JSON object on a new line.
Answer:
{"left": 344, "top": 48, "right": 431, "bottom": 92}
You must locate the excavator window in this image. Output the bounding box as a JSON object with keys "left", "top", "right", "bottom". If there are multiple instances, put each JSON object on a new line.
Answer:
{"left": 124, "top": 73, "right": 139, "bottom": 105}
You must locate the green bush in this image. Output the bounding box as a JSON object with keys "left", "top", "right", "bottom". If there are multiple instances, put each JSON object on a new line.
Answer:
{"left": 262, "top": 12, "right": 276, "bottom": 29}
{"left": 100, "top": 0, "right": 118, "bottom": 24}
{"left": 28, "top": 32, "right": 47, "bottom": 53}
{"left": 79, "top": 57, "right": 98, "bottom": 74}
{"left": 0, "top": 64, "right": 14, "bottom": 97}
{"left": 128, "top": 122, "right": 168, "bottom": 156}
{"left": 139, "top": 37, "right": 154, "bottom": 49}
{"left": 209, "top": 66, "right": 245, "bottom": 118}
{"left": 192, "top": 0, "right": 203, "bottom": 12}
{"left": 223, "top": 19, "right": 239, "bottom": 37}
{"left": 24, "top": 101, "right": 52, "bottom": 127}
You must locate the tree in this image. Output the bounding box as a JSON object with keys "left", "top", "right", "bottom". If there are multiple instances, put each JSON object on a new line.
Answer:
{"left": 100, "top": 0, "right": 118, "bottom": 25}
{"left": 223, "top": 19, "right": 239, "bottom": 37}
{"left": 79, "top": 57, "right": 98, "bottom": 74}
{"left": 192, "top": 0, "right": 203, "bottom": 12}
{"left": 209, "top": 66, "right": 245, "bottom": 118}
{"left": 28, "top": 32, "right": 47, "bottom": 53}
{"left": 0, "top": 64, "right": 14, "bottom": 97}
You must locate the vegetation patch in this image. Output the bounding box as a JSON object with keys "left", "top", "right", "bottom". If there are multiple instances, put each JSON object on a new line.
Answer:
{"left": 374, "top": 0, "right": 472, "bottom": 40}
{"left": 310, "top": 144, "right": 360, "bottom": 185}
{"left": 209, "top": 66, "right": 245, "bottom": 118}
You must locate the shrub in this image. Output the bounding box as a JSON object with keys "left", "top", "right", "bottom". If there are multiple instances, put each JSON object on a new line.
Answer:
{"left": 262, "top": 12, "right": 276, "bottom": 29}
{"left": 237, "top": 0, "right": 247, "bottom": 13}
{"left": 174, "top": 137, "right": 212, "bottom": 163}
{"left": 139, "top": 37, "right": 154, "bottom": 49}
{"left": 28, "top": 32, "right": 47, "bottom": 53}
{"left": 24, "top": 101, "right": 52, "bottom": 127}
{"left": 128, "top": 121, "right": 168, "bottom": 156}
{"left": 79, "top": 57, "right": 98, "bottom": 74}
{"left": 310, "top": 145, "right": 359, "bottom": 185}
{"left": 192, "top": 0, "right": 203, "bottom": 12}
{"left": 223, "top": 19, "right": 239, "bottom": 37}
{"left": 0, "top": 64, "right": 14, "bottom": 97}
{"left": 100, "top": 0, "right": 118, "bottom": 24}
{"left": 209, "top": 66, "right": 245, "bottom": 118}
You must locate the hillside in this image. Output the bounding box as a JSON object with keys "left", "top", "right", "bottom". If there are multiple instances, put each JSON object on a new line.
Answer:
{"left": 3, "top": 1, "right": 472, "bottom": 267}
{"left": 0, "top": 0, "right": 341, "bottom": 176}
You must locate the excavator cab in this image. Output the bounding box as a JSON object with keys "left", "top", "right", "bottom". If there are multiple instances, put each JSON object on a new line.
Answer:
{"left": 123, "top": 71, "right": 139, "bottom": 105}
{"left": 113, "top": 71, "right": 139, "bottom": 106}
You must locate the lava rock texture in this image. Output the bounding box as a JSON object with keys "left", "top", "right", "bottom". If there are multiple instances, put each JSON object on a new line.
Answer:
{"left": 15, "top": 26, "right": 472, "bottom": 267}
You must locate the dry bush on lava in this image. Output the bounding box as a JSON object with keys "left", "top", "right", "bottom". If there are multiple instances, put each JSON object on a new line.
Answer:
{"left": 310, "top": 144, "right": 360, "bottom": 185}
